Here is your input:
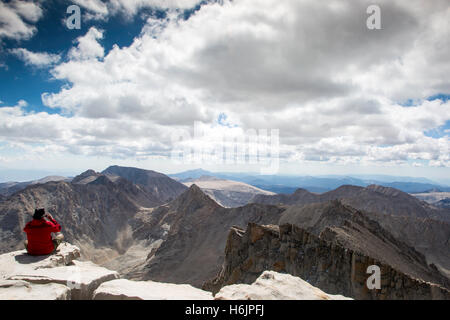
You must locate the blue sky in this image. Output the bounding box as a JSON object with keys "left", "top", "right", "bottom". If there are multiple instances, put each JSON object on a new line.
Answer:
{"left": 0, "top": 0, "right": 449, "bottom": 181}
{"left": 0, "top": 0, "right": 175, "bottom": 110}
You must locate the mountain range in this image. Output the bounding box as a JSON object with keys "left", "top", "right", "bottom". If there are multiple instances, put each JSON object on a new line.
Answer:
{"left": 169, "top": 169, "right": 450, "bottom": 194}
{"left": 0, "top": 165, "right": 449, "bottom": 299}
{"left": 0, "top": 166, "right": 187, "bottom": 263}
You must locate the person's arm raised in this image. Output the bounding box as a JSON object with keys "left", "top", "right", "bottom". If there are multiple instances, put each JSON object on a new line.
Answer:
{"left": 45, "top": 213, "right": 61, "bottom": 232}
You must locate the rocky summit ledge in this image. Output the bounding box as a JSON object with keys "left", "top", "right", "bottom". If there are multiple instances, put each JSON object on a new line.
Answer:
{"left": 215, "top": 271, "right": 352, "bottom": 300}
{"left": 0, "top": 243, "right": 119, "bottom": 300}
{"left": 0, "top": 243, "right": 81, "bottom": 275}
{"left": 0, "top": 279, "right": 71, "bottom": 300}
{"left": 92, "top": 272, "right": 350, "bottom": 300}
{"left": 0, "top": 243, "right": 352, "bottom": 300}
{"left": 93, "top": 279, "right": 213, "bottom": 300}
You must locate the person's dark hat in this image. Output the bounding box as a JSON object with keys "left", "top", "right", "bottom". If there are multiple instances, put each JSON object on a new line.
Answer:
{"left": 33, "top": 208, "right": 46, "bottom": 220}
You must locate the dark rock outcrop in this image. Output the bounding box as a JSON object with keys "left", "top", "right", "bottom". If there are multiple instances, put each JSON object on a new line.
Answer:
{"left": 204, "top": 223, "right": 450, "bottom": 300}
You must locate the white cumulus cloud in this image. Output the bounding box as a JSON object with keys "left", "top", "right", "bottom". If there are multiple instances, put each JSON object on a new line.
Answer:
{"left": 10, "top": 48, "right": 61, "bottom": 67}
{"left": 0, "top": 0, "right": 43, "bottom": 41}
{"left": 73, "top": 0, "right": 203, "bottom": 20}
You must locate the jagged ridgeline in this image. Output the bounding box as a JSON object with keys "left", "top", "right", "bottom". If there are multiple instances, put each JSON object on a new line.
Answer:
{"left": 0, "top": 166, "right": 187, "bottom": 262}
{"left": 0, "top": 166, "right": 449, "bottom": 299}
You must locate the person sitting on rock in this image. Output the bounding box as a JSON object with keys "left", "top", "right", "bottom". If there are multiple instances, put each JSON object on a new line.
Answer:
{"left": 23, "top": 208, "right": 64, "bottom": 255}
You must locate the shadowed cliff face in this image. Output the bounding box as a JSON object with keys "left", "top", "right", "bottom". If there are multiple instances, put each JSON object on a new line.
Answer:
{"left": 204, "top": 222, "right": 450, "bottom": 300}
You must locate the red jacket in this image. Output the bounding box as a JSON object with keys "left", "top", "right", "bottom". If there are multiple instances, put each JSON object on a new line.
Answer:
{"left": 23, "top": 218, "right": 62, "bottom": 255}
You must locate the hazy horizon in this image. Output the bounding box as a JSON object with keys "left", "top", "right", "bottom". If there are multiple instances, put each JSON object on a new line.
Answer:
{"left": 1, "top": 164, "right": 449, "bottom": 186}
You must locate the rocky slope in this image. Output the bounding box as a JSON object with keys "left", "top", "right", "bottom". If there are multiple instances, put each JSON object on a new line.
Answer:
{"left": 366, "top": 212, "right": 450, "bottom": 278}
{"left": 0, "top": 176, "right": 70, "bottom": 197}
{"left": 126, "top": 187, "right": 450, "bottom": 294}
{"left": 252, "top": 186, "right": 450, "bottom": 276}
{"left": 182, "top": 175, "right": 274, "bottom": 207}
{"left": 128, "top": 185, "right": 285, "bottom": 287}
{"left": 278, "top": 200, "right": 450, "bottom": 287}
{"left": 204, "top": 223, "right": 450, "bottom": 300}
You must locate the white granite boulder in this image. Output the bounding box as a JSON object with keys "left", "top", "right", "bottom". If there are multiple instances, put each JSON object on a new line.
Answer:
{"left": 0, "top": 279, "right": 71, "bottom": 300}
{"left": 0, "top": 243, "right": 119, "bottom": 300}
{"left": 93, "top": 279, "right": 213, "bottom": 300}
{"left": 0, "top": 243, "right": 81, "bottom": 278}
{"left": 215, "top": 271, "right": 352, "bottom": 300}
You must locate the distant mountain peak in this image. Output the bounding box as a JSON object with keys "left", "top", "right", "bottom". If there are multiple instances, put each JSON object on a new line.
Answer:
{"left": 80, "top": 169, "right": 98, "bottom": 176}
{"left": 188, "top": 183, "right": 202, "bottom": 192}
{"left": 102, "top": 165, "right": 165, "bottom": 178}
{"left": 185, "top": 184, "right": 213, "bottom": 201}
{"left": 173, "top": 183, "right": 220, "bottom": 210}
{"left": 100, "top": 165, "right": 187, "bottom": 204}
{"left": 71, "top": 169, "right": 100, "bottom": 184}
{"left": 168, "top": 168, "right": 213, "bottom": 181}
{"left": 292, "top": 188, "right": 313, "bottom": 195}
{"left": 87, "top": 175, "right": 114, "bottom": 186}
